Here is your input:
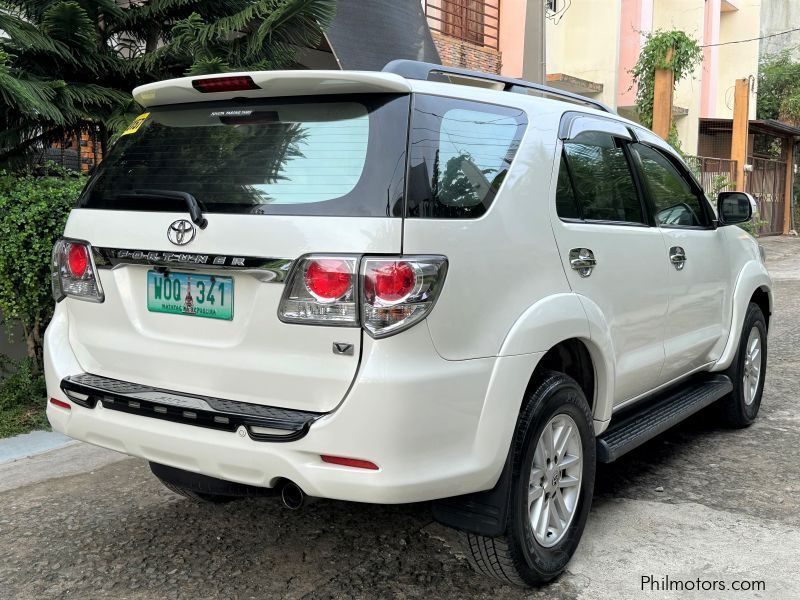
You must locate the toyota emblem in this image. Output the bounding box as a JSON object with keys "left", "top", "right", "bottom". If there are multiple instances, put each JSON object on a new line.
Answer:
{"left": 167, "top": 219, "right": 196, "bottom": 246}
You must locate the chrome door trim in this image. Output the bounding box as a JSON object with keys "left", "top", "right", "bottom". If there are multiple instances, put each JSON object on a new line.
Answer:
{"left": 92, "top": 247, "right": 293, "bottom": 283}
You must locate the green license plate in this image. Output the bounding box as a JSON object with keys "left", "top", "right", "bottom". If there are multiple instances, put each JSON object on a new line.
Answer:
{"left": 147, "top": 270, "right": 233, "bottom": 320}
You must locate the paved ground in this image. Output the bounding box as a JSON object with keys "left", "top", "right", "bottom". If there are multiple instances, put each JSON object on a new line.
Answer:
{"left": 1, "top": 237, "right": 799, "bottom": 600}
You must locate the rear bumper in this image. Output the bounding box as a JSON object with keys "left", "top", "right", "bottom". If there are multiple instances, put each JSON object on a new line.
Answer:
{"left": 45, "top": 305, "right": 543, "bottom": 503}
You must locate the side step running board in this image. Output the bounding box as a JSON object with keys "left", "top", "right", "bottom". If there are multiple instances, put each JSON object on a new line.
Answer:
{"left": 597, "top": 374, "right": 733, "bottom": 463}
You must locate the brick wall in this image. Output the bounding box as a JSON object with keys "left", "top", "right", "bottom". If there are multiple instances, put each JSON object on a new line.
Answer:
{"left": 431, "top": 32, "right": 502, "bottom": 74}
{"left": 52, "top": 129, "right": 103, "bottom": 173}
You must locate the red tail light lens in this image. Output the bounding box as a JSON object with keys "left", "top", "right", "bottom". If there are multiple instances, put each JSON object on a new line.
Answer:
{"left": 305, "top": 259, "right": 352, "bottom": 301}
{"left": 321, "top": 455, "right": 379, "bottom": 470}
{"left": 191, "top": 76, "right": 260, "bottom": 93}
{"left": 368, "top": 261, "right": 416, "bottom": 303}
{"left": 67, "top": 243, "right": 88, "bottom": 277}
{"left": 49, "top": 397, "right": 71, "bottom": 410}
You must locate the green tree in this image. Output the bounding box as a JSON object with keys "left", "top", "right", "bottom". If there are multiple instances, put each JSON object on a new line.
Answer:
{"left": 758, "top": 50, "right": 800, "bottom": 125}
{"left": 0, "top": 0, "right": 336, "bottom": 168}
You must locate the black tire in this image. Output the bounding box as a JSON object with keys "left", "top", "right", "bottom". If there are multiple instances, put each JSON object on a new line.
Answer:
{"left": 158, "top": 479, "right": 238, "bottom": 504}
{"left": 719, "top": 302, "right": 768, "bottom": 428}
{"left": 460, "top": 371, "right": 596, "bottom": 587}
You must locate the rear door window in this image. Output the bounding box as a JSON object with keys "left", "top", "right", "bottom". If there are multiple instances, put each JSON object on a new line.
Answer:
{"left": 79, "top": 94, "right": 409, "bottom": 217}
{"left": 560, "top": 132, "right": 645, "bottom": 224}
{"left": 406, "top": 95, "right": 527, "bottom": 218}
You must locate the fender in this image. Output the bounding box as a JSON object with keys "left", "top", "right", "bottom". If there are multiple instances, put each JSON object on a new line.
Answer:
{"left": 498, "top": 293, "right": 590, "bottom": 356}
{"left": 497, "top": 292, "right": 615, "bottom": 428}
{"left": 713, "top": 259, "right": 773, "bottom": 371}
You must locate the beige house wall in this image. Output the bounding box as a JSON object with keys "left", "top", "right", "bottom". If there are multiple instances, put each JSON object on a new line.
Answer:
{"left": 545, "top": 0, "right": 622, "bottom": 109}
{"left": 716, "top": 2, "right": 760, "bottom": 120}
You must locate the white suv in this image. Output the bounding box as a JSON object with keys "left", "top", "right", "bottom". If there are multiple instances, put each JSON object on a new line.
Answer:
{"left": 45, "top": 61, "right": 772, "bottom": 587}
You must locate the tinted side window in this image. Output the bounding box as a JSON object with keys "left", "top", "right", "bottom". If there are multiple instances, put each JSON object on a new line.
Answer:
{"left": 563, "top": 132, "right": 644, "bottom": 224}
{"left": 406, "top": 95, "right": 527, "bottom": 218}
{"left": 631, "top": 143, "right": 708, "bottom": 227}
{"left": 555, "top": 154, "right": 580, "bottom": 219}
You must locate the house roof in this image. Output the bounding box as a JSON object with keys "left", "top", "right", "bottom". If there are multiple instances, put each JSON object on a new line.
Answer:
{"left": 700, "top": 117, "right": 800, "bottom": 138}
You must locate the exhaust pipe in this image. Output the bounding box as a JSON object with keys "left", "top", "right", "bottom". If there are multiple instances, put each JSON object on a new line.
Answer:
{"left": 280, "top": 481, "right": 307, "bottom": 510}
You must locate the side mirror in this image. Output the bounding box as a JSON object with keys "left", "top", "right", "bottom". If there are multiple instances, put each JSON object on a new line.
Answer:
{"left": 717, "top": 191, "right": 755, "bottom": 225}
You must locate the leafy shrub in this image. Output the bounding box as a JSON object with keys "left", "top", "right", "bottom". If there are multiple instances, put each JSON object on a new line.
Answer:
{"left": 737, "top": 213, "right": 769, "bottom": 237}
{"left": 0, "top": 356, "right": 45, "bottom": 412}
{"left": 0, "top": 167, "right": 86, "bottom": 369}
{"left": 0, "top": 356, "right": 48, "bottom": 436}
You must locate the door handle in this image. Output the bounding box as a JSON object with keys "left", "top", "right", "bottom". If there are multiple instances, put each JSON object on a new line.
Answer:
{"left": 569, "top": 248, "right": 596, "bottom": 277}
{"left": 669, "top": 246, "right": 687, "bottom": 271}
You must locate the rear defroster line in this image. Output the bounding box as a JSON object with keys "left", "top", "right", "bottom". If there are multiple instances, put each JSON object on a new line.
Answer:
{"left": 60, "top": 373, "right": 322, "bottom": 442}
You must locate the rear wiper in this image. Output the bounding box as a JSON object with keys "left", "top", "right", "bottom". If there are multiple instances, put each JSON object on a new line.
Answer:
{"left": 116, "top": 189, "right": 208, "bottom": 229}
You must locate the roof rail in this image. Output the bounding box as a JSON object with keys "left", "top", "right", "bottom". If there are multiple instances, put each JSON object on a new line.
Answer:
{"left": 382, "top": 59, "right": 614, "bottom": 114}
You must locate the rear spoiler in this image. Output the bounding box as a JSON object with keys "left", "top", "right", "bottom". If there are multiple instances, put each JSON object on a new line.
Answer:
{"left": 133, "top": 70, "right": 413, "bottom": 108}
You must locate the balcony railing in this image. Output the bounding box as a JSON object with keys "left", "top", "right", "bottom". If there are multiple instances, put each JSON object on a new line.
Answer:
{"left": 425, "top": 0, "right": 500, "bottom": 50}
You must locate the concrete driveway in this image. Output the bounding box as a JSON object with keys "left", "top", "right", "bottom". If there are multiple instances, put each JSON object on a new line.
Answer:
{"left": 1, "top": 236, "right": 798, "bottom": 600}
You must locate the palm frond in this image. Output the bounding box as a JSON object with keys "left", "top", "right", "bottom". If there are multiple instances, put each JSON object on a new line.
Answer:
{"left": 0, "top": 56, "right": 64, "bottom": 124}
{"left": 42, "top": 2, "right": 99, "bottom": 52}
{"left": 246, "top": 0, "right": 335, "bottom": 63}
{"left": 185, "top": 56, "right": 233, "bottom": 75}
{"left": 0, "top": 8, "right": 74, "bottom": 61}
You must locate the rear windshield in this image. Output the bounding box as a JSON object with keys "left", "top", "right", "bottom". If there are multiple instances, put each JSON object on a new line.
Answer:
{"left": 79, "top": 94, "right": 409, "bottom": 217}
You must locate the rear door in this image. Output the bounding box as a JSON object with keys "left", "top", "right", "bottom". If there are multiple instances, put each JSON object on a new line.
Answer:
{"left": 549, "top": 116, "right": 670, "bottom": 404}
{"left": 63, "top": 92, "right": 409, "bottom": 413}
{"left": 628, "top": 142, "right": 731, "bottom": 380}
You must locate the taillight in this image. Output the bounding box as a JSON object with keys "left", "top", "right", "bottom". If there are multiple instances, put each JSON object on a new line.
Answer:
{"left": 305, "top": 259, "right": 353, "bottom": 302}
{"left": 278, "top": 256, "right": 358, "bottom": 326}
{"left": 366, "top": 261, "right": 417, "bottom": 304}
{"left": 191, "top": 76, "right": 260, "bottom": 93}
{"left": 67, "top": 244, "right": 88, "bottom": 277}
{"left": 51, "top": 239, "right": 104, "bottom": 303}
{"left": 278, "top": 254, "right": 447, "bottom": 338}
{"left": 361, "top": 256, "right": 447, "bottom": 338}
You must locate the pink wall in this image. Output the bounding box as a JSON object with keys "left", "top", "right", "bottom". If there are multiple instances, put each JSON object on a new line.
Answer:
{"left": 701, "top": 0, "right": 721, "bottom": 118}
{"left": 618, "top": 0, "right": 653, "bottom": 107}
{"left": 499, "top": 0, "right": 527, "bottom": 78}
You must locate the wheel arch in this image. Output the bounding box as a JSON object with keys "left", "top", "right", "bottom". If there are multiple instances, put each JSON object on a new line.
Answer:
{"left": 497, "top": 292, "right": 615, "bottom": 427}
{"left": 750, "top": 285, "right": 771, "bottom": 330}
{"left": 713, "top": 261, "right": 773, "bottom": 371}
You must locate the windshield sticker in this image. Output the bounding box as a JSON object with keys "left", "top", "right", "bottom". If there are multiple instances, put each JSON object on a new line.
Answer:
{"left": 210, "top": 110, "right": 254, "bottom": 117}
{"left": 122, "top": 113, "right": 150, "bottom": 136}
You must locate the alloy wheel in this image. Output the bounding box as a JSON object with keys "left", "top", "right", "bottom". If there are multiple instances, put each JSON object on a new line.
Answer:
{"left": 528, "top": 413, "right": 583, "bottom": 547}
{"left": 742, "top": 326, "right": 763, "bottom": 406}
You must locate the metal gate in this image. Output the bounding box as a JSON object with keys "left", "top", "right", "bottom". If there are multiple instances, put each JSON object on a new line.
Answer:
{"left": 747, "top": 157, "right": 786, "bottom": 235}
